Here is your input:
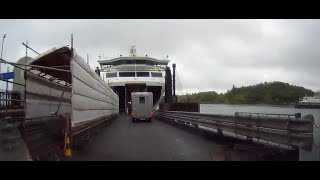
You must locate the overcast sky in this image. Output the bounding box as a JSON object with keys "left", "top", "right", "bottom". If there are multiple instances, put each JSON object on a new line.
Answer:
{"left": 0, "top": 19, "right": 319, "bottom": 94}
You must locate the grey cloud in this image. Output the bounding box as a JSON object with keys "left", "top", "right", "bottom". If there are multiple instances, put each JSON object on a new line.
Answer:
{"left": 0, "top": 19, "right": 319, "bottom": 93}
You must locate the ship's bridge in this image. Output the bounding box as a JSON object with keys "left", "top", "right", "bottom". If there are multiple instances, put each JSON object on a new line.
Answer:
{"left": 98, "top": 54, "right": 170, "bottom": 114}
{"left": 98, "top": 56, "right": 169, "bottom": 68}
{"left": 97, "top": 56, "right": 170, "bottom": 86}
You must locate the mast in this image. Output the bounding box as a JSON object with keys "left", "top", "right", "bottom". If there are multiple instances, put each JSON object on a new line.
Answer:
{"left": 129, "top": 45, "right": 136, "bottom": 57}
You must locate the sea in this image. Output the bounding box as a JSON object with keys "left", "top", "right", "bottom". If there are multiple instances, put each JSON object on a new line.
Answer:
{"left": 200, "top": 104, "right": 320, "bottom": 161}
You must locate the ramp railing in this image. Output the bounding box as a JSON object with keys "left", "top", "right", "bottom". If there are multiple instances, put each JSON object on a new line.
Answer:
{"left": 155, "top": 111, "right": 314, "bottom": 150}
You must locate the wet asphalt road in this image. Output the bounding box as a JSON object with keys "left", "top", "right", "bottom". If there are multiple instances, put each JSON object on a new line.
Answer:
{"left": 71, "top": 115, "right": 231, "bottom": 161}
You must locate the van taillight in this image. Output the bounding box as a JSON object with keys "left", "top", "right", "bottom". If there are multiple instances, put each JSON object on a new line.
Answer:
{"left": 131, "top": 112, "right": 134, "bottom": 117}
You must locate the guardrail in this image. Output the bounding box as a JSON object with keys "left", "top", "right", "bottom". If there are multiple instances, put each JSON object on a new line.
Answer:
{"left": 155, "top": 111, "right": 314, "bottom": 150}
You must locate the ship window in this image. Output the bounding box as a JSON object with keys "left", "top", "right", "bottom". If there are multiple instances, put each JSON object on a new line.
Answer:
{"left": 139, "top": 97, "right": 145, "bottom": 104}
{"left": 106, "top": 72, "right": 117, "bottom": 78}
{"left": 136, "top": 72, "right": 150, "bottom": 77}
{"left": 136, "top": 60, "right": 147, "bottom": 64}
{"left": 126, "top": 60, "right": 135, "bottom": 64}
{"left": 119, "top": 72, "right": 135, "bottom": 77}
{"left": 151, "top": 72, "right": 162, "bottom": 77}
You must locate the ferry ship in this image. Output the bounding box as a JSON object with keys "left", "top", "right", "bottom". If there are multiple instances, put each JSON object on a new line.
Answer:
{"left": 98, "top": 46, "right": 169, "bottom": 114}
{"left": 295, "top": 95, "right": 320, "bottom": 109}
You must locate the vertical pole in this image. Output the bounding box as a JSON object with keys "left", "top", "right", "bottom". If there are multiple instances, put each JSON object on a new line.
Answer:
{"left": 25, "top": 41, "right": 28, "bottom": 70}
{"left": 5, "top": 66, "right": 9, "bottom": 116}
{"left": 20, "top": 40, "right": 29, "bottom": 159}
{"left": 1, "top": 34, "right": 6, "bottom": 105}
{"left": 64, "top": 114, "right": 72, "bottom": 158}
{"left": 1, "top": 34, "right": 6, "bottom": 74}
{"left": 172, "top": 63, "right": 176, "bottom": 102}
{"left": 6, "top": 67, "right": 9, "bottom": 91}
{"left": 71, "top": 34, "right": 73, "bottom": 58}
{"left": 24, "top": 41, "right": 28, "bottom": 113}
{"left": 87, "top": 54, "right": 89, "bottom": 65}
{"left": 172, "top": 63, "right": 176, "bottom": 96}
{"left": 164, "top": 66, "right": 172, "bottom": 103}
{"left": 125, "top": 86, "right": 127, "bottom": 115}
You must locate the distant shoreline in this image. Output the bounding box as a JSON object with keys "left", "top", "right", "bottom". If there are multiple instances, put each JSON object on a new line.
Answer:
{"left": 199, "top": 103, "right": 295, "bottom": 108}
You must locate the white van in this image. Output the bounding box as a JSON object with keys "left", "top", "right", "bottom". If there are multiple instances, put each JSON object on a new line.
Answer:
{"left": 130, "top": 92, "right": 154, "bottom": 122}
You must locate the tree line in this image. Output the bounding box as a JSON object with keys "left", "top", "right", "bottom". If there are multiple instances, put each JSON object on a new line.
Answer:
{"left": 177, "top": 81, "right": 314, "bottom": 105}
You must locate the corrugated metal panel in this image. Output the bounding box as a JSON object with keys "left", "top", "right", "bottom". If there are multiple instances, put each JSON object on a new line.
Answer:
{"left": 72, "top": 110, "right": 117, "bottom": 125}
{"left": 71, "top": 53, "right": 119, "bottom": 126}
{"left": 72, "top": 78, "right": 113, "bottom": 102}
{"left": 25, "top": 73, "right": 72, "bottom": 118}
{"left": 25, "top": 46, "right": 119, "bottom": 127}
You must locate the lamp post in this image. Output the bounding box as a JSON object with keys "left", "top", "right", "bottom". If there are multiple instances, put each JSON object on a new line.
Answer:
{"left": 1, "top": 34, "right": 6, "bottom": 73}
{"left": 1, "top": 34, "right": 6, "bottom": 114}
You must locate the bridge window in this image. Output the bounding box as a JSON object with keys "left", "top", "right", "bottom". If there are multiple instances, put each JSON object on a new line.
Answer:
{"left": 151, "top": 72, "right": 162, "bottom": 77}
{"left": 139, "top": 97, "right": 145, "bottom": 104}
{"left": 136, "top": 60, "right": 147, "bottom": 64}
{"left": 106, "top": 72, "right": 117, "bottom": 78}
{"left": 119, "top": 72, "right": 135, "bottom": 77}
{"left": 136, "top": 72, "right": 150, "bottom": 77}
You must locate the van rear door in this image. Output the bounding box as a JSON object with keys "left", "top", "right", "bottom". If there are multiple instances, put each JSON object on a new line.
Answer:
{"left": 137, "top": 96, "right": 148, "bottom": 118}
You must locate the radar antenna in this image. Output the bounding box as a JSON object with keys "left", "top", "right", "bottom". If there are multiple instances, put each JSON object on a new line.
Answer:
{"left": 129, "top": 45, "right": 136, "bottom": 57}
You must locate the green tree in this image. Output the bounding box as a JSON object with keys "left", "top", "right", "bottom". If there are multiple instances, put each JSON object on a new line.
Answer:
{"left": 177, "top": 81, "right": 314, "bottom": 105}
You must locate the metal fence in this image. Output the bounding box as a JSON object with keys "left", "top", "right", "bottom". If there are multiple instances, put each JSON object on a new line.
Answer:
{"left": 0, "top": 90, "right": 23, "bottom": 109}
{"left": 155, "top": 110, "right": 314, "bottom": 150}
{"left": 0, "top": 52, "right": 28, "bottom": 115}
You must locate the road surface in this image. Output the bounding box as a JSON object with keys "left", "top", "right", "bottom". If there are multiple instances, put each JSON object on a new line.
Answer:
{"left": 70, "top": 115, "right": 240, "bottom": 161}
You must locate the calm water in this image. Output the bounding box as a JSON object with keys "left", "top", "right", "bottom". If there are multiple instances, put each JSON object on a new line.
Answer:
{"left": 200, "top": 104, "right": 320, "bottom": 161}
